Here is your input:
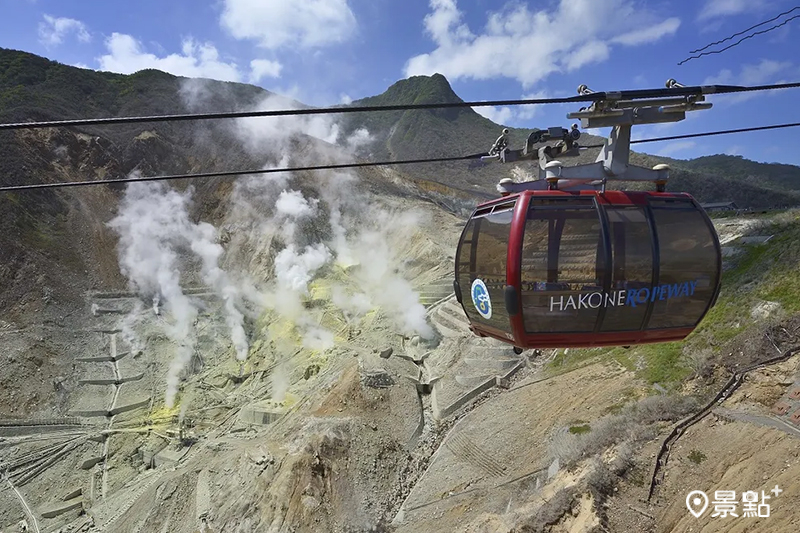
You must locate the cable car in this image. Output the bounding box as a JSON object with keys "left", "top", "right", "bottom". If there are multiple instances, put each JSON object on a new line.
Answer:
{"left": 454, "top": 80, "right": 722, "bottom": 351}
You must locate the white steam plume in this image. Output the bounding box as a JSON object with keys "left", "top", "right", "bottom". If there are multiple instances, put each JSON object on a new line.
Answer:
{"left": 232, "top": 94, "right": 341, "bottom": 157}
{"left": 119, "top": 300, "right": 145, "bottom": 355}
{"left": 274, "top": 243, "right": 331, "bottom": 293}
{"left": 109, "top": 180, "right": 253, "bottom": 407}
{"left": 314, "top": 171, "right": 435, "bottom": 339}
{"left": 189, "top": 221, "right": 250, "bottom": 360}
{"left": 348, "top": 220, "right": 435, "bottom": 339}
{"left": 271, "top": 362, "right": 289, "bottom": 402}
{"left": 331, "top": 286, "right": 372, "bottom": 324}
{"left": 178, "top": 79, "right": 434, "bottom": 350}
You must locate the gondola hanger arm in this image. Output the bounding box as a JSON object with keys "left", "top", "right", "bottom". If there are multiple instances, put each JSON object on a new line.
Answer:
{"left": 485, "top": 79, "right": 713, "bottom": 194}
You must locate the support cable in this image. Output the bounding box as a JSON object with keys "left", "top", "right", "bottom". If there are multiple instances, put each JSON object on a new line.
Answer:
{"left": 689, "top": 6, "right": 800, "bottom": 54}
{"left": 1, "top": 82, "right": 800, "bottom": 132}
{"left": 2, "top": 121, "right": 799, "bottom": 192}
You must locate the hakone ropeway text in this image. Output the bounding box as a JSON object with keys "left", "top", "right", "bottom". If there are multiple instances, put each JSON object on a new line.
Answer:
{"left": 549, "top": 280, "right": 698, "bottom": 312}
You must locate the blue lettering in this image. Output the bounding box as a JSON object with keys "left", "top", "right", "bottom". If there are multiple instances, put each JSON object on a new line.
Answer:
{"left": 626, "top": 289, "right": 638, "bottom": 307}
{"left": 679, "top": 283, "right": 689, "bottom": 297}
{"left": 667, "top": 284, "right": 681, "bottom": 298}
{"left": 637, "top": 288, "right": 650, "bottom": 304}
{"left": 650, "top": 286, "right": 660, "bottom": 302}
{"left": 689, "top": 280, "right": 697, "bottom": 295}
{"left": 658, "top": 285, "right": 667, "bottom": 300}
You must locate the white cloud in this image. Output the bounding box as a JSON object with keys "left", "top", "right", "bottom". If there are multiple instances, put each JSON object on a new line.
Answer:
{"left": 38, "top": 14, "right": 90, "bottom": 46}
{"left": 473, "top": 90, "right": 549, "bottom": 126}
{"left": 737, "top": 59, "right": 793, "bottom": 85}
{"left": 405, "top": 0, "right": 681, "bottom": 88}
{"left": 612, "top": 18, "right": 681, "bottom": 45}
{"left": 474, "top": 105, "right": 513, "bottom": 125}
{"left": 698, "top": 0, "right": 768, "bottom": 21}
{"left": 703, "top": 59, "right": 794, "bottom": 103}
{"left": 565, "top": 41, "right": 610, "bottom": 70}
{"left": 97, "top": 33, "right": 242, "bottom": 82}
{"left": 249, "top": 59, "right": 283, "bottom": 82}
{"left": 220, "top": 0, "right": 357, "bottom": 49}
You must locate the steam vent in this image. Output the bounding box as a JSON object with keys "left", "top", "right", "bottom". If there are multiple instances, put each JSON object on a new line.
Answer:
{"left": 239, "top": 396, "right": 295, "bottom": 425}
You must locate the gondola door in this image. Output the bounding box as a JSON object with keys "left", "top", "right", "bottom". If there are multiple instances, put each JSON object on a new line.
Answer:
{"left": 455, "top": 198, "right": 523, "bottom": 343}
{"left": 518, "top": 195, "right": 608, "bottom": 345}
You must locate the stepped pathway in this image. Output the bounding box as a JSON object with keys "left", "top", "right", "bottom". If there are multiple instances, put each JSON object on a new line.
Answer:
{"left": 0, "top": 418, "right": 90, "bottom": 438}
{"left": 426, "top": 296, "right": 525, "bottom": 420}
{"left": 417, "top": 278, "right": 455, "bottom": 309}
{"left": 430, "top": 297, "right": 471, "bottom": 338}
{"left": 77, "top": 293, "right": 152, "bottom": 499}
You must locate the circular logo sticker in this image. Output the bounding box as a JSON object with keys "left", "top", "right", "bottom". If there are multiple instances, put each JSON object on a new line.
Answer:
{"left": 471, "top": 279, "right": 492, "bottom": 319}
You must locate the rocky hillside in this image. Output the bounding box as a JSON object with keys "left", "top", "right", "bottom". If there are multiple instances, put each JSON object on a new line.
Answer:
{"left": 2, "top": 48, "right": 800, "bottom": 533}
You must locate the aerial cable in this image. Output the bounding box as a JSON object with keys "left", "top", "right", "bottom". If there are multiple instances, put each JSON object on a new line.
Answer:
{"left": 2, "top": 82, "right": 800, "bottom": 131}
{"left": 1, "top": 121, "right": 799, "bottom": 193}
{"left": 630, "top": 122, "right": 800, "bottom": 144}
{"left": 0, "top": 155, "right": 482, "bottom": 192}
{"left": 688, "top": 6, "right": 800, "bottom": 54}
{"left": 679, "top": 13, "right": 800, "bottom": 65}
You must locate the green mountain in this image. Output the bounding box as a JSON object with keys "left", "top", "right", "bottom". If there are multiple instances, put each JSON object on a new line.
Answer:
{"left": 342, "top": 73, "right": 800, "bottom": 208}
{"left": 673, "top": 154, "right": 800, "bottom": 196}
{"left": 341, "top": 73, "right": 535, "bottom": 198}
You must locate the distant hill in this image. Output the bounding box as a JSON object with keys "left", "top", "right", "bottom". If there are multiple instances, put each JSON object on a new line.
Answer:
{"left": 340, "top": 74, "right": 546, "bottom": 197}
{"left": 0, "top": 48, "right": 402, "bottom": 320}
{"left": 341, "top": 73, "right": 800, "bottom": 208}
{"left": 2, "top": 47, "right": 800, "bottom": 317}
{"left": 671, "top": 154, "right": 800, "bottom": 196}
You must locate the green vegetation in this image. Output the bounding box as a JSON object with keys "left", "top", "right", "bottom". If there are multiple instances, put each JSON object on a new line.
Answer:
{"left": 0, "top": 48, "right": 269, "bottom": 136}
{"left": 550, "top": 342, "right": 691, "bottom": 389}
{"left": 620, "top": 343, "right": 692, "bottom": 386}
{"left": 604, "top": 387, "right": 639, "bottom": 415}
{"left": 680, "top": 154, "right": 800, "bottom": 196}
{"left": 339, "top": 69, "right": 800, "bottom": 207}
{"left": 342, "top": 73, "right": 566, "bottom": 198}
{"left": 688, "top": 450, "right": 707, "bottom": 464}
{"left": 3, "top": 47, "right": 799, "bottom": 207}
{"left": 547, "top": 209, "right": 800, "bottom": 392}
{"left": 695, "top": 211, "right": 800, "bottom": 334}
{"left": 568, "top": 423, "right": 591, "bottom": 435}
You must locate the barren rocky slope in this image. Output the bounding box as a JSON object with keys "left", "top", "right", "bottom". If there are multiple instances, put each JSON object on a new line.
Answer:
{"left": 2, "top": 50, "right": 800, "bottom": 533}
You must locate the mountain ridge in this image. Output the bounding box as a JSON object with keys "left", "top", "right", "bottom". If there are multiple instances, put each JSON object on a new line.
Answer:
{"left": 3, "top": 46, "right": 798, "bottom": 208}
{"left": 340, "top": 71, "right": 800, "bottom": 206}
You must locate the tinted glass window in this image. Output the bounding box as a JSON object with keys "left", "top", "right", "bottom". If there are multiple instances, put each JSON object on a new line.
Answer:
{"left": 599, "top": 207, "right": 653, "bottom": 332}
{"left": 456, "top": 202, "right": 515, "bottom": 332}
{"left": 647, "top": 199, "right": 718, "bottom": 329}
{"left": 520, "top": 199, "right": 605, "bottom": 333}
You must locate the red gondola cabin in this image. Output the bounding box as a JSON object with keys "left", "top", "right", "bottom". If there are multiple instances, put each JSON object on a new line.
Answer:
{"left": 454, "top": 190, "right": 722, "bottom": 349}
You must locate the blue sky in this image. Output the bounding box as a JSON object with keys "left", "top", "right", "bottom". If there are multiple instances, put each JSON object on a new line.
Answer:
{"left": 1, "top": 0, "right": 799, "bottom": 165}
